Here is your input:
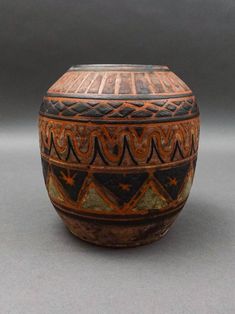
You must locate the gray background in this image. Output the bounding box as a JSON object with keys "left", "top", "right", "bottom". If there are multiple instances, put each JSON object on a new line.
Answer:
{"left": 0, "top": 1, "right": 234, "bottom": 313}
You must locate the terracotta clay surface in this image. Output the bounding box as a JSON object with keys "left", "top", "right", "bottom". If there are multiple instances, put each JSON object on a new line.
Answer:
{"left": 39, "top": 64, "right": 200, "bottom": 247}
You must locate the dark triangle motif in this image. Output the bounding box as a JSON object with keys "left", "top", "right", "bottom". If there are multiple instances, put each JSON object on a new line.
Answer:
{"left": 171, "top": 141, "right": 184, "bottom": 161}
{"left": 118, "top": 136, "right": 137, "bottom": 166}
{"left": 49, "top": 133, "right": 61, "bottom": 160}
{"left": 65, "top": 136, "right": 80, "bottom": 162}
{"left": 51, "top": 165, "right": 87, "bottom": 201}
{"left": 93, "top": 172, "right": 148, "bottom": 206}
{"left": 90, "top": 137, "right": 108, "bottom": 165}
{"left": 154, "top": 162, "right": 190, "bottom": 200}
{"left": 147, "top": 138, "right": 164, "bottom": 163}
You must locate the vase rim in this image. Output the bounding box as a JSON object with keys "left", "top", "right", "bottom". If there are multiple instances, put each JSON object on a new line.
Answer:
{"left": 69, "top": 64, "right": 169, "bottom": 72}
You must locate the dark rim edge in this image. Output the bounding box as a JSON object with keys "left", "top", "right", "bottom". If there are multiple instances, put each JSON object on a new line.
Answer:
{"left": 46, "top": 91, "right": 193, "bottom": 100}
{"left": 68, "top": 64, "right": 170, "bottom": 72}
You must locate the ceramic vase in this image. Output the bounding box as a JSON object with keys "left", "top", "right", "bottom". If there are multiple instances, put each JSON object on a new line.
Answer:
{"left": 39, "top": 64, "right": 200, "bottom": 247}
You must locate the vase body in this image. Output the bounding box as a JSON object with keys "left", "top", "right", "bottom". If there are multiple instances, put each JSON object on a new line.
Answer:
{"left": 39, "top": 64, "right": 200, "bottom": 247}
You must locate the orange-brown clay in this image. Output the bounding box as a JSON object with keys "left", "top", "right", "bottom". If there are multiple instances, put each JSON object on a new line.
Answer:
{"left": 39, "top": 64, "right": 200, "bottom": 247}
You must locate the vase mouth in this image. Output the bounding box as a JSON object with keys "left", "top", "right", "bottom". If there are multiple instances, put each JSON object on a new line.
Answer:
{"left": 69, "top": 64, "right": 169, "bottom": 72}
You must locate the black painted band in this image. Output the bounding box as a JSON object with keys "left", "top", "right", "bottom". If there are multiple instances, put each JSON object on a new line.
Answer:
{"left": 54, "top": 203, "right": 184, "bottom": 226}
{"left": 39, "top": 112, "right": 199, "bottom": 124}
{"left": 46, "top": 92, "right": 193, "bottom": 100}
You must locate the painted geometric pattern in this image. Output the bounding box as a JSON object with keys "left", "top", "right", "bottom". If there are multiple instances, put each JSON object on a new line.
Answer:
{"left": 47, "top": 70, "right": 191, "bottom": 98}
{"left": 42, "top": 158, "right": 196, "bottom": 216}
{"left": 40, "top": 96, "right": 198, "bottom": 122}
{"left": 154, "top": 162, "right": 190, "bottom": 200}
{"left": 39, "top": 116, "right": 199, "bottom": 167}
{"left": 51, "top": 165, "right": 87, "bottom": 201}
{"left": 93, "top": 172, "right": 149, "bottom": 206}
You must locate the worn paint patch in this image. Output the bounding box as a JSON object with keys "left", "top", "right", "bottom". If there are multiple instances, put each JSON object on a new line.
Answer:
{"left": 134, "top": 186, "right": 167, "bottom": 211}
{"left": 81, "top": 187, "right": 112, "bottom": 211}
{"left": 179, "top": 172, "right": 193, "bottom": 201}
{"left": 48, "top": 176, "right": 64, "bottom": 202}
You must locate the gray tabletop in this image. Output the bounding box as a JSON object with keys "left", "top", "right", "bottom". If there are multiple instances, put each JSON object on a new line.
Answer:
{"left": 1, "top": 127, "right": 234, "bottom": 314}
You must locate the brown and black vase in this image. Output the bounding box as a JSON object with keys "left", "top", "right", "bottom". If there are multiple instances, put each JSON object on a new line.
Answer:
{"left": 39, "top": 64, "right": 200, "bottom": 247}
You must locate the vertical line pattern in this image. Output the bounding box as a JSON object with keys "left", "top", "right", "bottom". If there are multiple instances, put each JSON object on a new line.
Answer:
{"left": 98, "top": 72, "right": 107, "bottom": 94}
{"left": 131, "top": 72, "right": 137, "bottom": 95}
{"left": 85, "top": 72, "right": 98, "bottom": 94}
{"left": 65, "top": 72, "right": 81, "bottom": 93}
{"left": 114, "top": 72, "right": 121, "bottom": 95}
{"left": 75, "top": 72, "right": 90, "bottom": 93}
{"left": 145, "top": 73, "right": 155, "bottom": 94}
{"left": 155, "top": 72, "right": 167, "bottom": 93}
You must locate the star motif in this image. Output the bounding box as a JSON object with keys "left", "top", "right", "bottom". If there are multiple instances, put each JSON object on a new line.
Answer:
{"left": 60, "top": 170, "right": 76, "bottom": 186}
{"left": 168, "top": 177, "right": 177, "bottom": 186}
{"left": 119, "top": 183, "right": 131, "bottom": 191}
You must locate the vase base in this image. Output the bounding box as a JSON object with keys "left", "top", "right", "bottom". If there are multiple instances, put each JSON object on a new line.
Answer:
{"left": 55, "top": 206, "right": 183, "bottom": 248}
{"left": 69, "top": 226, "right": 170, "bottom": 248}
